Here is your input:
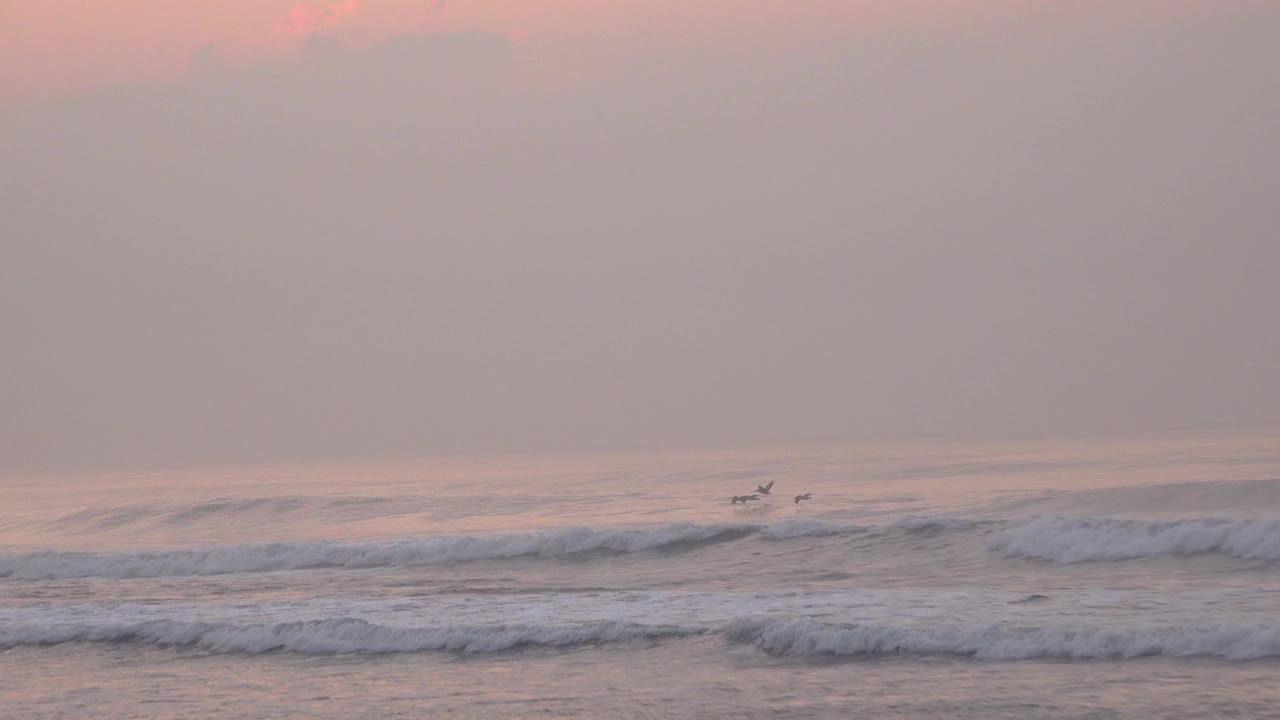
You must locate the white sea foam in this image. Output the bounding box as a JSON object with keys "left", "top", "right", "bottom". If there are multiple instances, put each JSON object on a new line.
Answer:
{"left": 0, "top": 618, "right": 699, "bottom": 654}
{"left": 9, "top": 614, "right": 1280, "bottom": 660}
{"left": 723, "top": 618, "right": 1280, "bottom": 660}
{"left": 0, "top": 524, "right": 757, "bottom": 581}
{"left": 992, "top": 516, "right": 1280, "bottom": 563}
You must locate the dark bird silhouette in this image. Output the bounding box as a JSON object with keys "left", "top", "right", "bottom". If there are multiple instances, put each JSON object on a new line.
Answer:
{"left": 755, "top": 480, "right": 775, "bottom": 495}
{"left": 793, "top": 493, "right": 813, "bottom": 504}
{"left": 730, "top": 494, "right": 761, "bottom": 504}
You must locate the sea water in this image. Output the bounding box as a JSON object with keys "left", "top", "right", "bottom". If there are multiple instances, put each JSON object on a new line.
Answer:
{"left": 3, "top": 431, "right": 1280, "bottom": 718}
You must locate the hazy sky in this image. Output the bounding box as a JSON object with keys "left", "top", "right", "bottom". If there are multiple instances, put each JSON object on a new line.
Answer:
{"left": 0, "top": 1, "right": 1217, "bottom": 107}
{"left": 2, "top": 0, "right": 926, "bottom": 107}
{"left": 2, "top": 1, "right": 1278, "bottom": 472}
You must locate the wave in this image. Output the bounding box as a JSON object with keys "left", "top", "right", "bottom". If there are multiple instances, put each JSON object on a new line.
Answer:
{"left": 50, "top": 496, "right": 401, "bottom": 532}
{"left": 759, "top": 519, "right": 866, "bottom": 540}
{"left": 723, "top": 618, "right": 1280, "bottom": 660}
{"left": 9, "top": 615, "right": 1280, "bottom": 661}
{"left": 890, "top": 515, "right": 982, "bottom": 531}
{"left": 992, "top": 516, "right": 1280, "bottom": 563}
{"left": 0, "top": 618, "right": 700, "bottom": 654}
{"left": 760, "top": 515, "right": 980, "bottom": 540}
{"left": 983, "top": 478, "right": 1280, "bottom": 519}
{"left": 1, "top": 515, "right": 989, "bottom": 581}
{"left": 0, "top": 524, "right": 757, "bottom": 581}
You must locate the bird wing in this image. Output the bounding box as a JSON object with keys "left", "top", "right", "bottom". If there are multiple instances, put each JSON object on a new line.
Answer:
{"left": 763, "top": 480, "right": 775, "bottom": 492}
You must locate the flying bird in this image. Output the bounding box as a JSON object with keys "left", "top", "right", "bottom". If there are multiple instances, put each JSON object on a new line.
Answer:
{"left": 755, "top": 480, "right": 775, "bottom": 495}
{"left": 730, "top": 495, "right": 761, "bottom": 504}
{"left": 793, "top": 493, "right": 813, "bottom": 504}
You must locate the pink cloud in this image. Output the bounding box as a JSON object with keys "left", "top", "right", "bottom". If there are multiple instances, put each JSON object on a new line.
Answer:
{"left": 328, "top": 1, "right": 361, "bottom": 25}
{"left": 277, "top": 1, "right": 362, "bottom": 36}
{"left": 418, "top": 0, "right": 449, "bottom": 33}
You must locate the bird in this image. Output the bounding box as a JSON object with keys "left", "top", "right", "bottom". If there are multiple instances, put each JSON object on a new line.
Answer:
{"left": 755, "top": 480, "right": 775, "bottom": 495}
{"left": 793, "top": 493, "right": 813, "bottom": 504}
{"left": 730, "top": 494, "right": 761, "bottom": 504}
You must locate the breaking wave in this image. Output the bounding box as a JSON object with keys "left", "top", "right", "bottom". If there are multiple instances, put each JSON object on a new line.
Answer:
{"left": 0, "top": 618, "right": 700, "bottom": 654}
{"left": 992, "top": 516, "right": 1280, "bottom": 563}
{"left": 723, "top": 618, "right": 1280, "bottom": 660}
{"left": 9, "top": 615, "right": 1280, "bottom": 661}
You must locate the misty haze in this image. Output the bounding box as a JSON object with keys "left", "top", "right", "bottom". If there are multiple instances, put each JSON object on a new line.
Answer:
{"left": 3, "top": 2, "right": 1279, "bottom": 719}
{"left": 5, "top": 6, "right": 1277, "bottom": 472}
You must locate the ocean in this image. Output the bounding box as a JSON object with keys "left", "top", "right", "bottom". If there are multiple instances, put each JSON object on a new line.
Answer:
{"left": 3, "top": 430, "right": 1280, "bottom": 719}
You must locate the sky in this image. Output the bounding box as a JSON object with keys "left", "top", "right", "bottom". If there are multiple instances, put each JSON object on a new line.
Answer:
{"left": 1, "top": 0, "right": 904, "bottom": 107}
{"left": 2, "top": 1, "right": 1278, "bottom": 472}
{"left": 2, "top": 1, "right": 1213, "bottom": 108}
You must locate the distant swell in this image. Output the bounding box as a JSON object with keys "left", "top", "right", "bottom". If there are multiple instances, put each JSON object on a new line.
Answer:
{"left": 758, "top": 519, "right": 866, "bottom": 540}
{"left": 723, "top": 618, "right": 1280, "bottom": 660}
{"left": 890, "top": 515, "right": 982, "bottom": 531}
{"left": 993, "top": 516, "right": 1280, "bottom": 563}
{"left": 758, "top": 516, "right": 973, "bottom": 540}
{"left": 0, "top": 516, "right": 982, "bottom": 581}
{"left": 0, "top": 524, "right": 757, "bottom": 581}
{"left": 0, "top": 618, "right": 699, "bottom": 654}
